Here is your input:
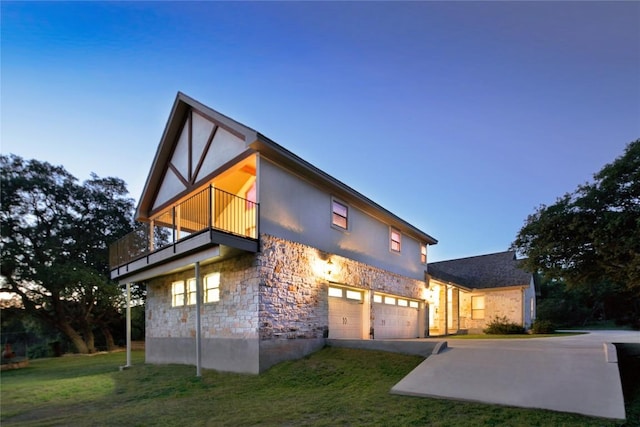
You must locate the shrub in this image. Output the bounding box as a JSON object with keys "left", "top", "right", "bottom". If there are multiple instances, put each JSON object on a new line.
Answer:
{"left": 531, "top": 319, "right": 556, "bottom": 334}
{"left": 483, "top": 316, "right": 525, "bottom": 335}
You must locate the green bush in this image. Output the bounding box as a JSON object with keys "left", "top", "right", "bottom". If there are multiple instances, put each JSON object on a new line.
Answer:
{"left": 531, "top": 319, "right": 556, "bottom": 334}
{"left": 483, "top": 316, "right": 525, "bottom": 335}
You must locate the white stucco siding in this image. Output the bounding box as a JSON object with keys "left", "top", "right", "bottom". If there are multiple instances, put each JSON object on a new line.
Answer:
{"left": 151, "top": 113, "right": 248, "bottom": 211}
{"left": 259, "top": 159, "right": 427, "bottom": 280}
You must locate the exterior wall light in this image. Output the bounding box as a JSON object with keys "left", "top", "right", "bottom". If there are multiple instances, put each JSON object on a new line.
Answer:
{"left": 325, "top": 259, "right": 333, "bottom": 279}
{"left": 426, "top": 285, "right": 440, "bottom": 304}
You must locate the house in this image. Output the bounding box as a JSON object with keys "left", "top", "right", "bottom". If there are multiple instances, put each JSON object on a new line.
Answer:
{"left": 426, "top": 251, "right": 537, "bottom": 335}
{"left": 110, "top": 92, "right": 439, "bottom": 374}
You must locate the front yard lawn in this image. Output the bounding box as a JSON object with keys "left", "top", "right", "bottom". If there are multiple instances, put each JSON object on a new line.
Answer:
{"left": 1, "top": 347, "right": 634, "bottom": 426}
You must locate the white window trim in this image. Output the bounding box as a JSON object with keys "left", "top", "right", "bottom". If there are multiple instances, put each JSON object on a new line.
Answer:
{"left": 331, "top": 198, "right": 350, "bottom": 231}
{"left": 373, "top": 292, "right": 421, "bottom": 309}
{"left": 186, "top": 278, "right": 197, "bottom": 306}
{"left": 204, "top": 272, "right": 221, "bottom": 303}
{"left": 329, "top": 285, "right": 364, "bottom": 304}
{"left": 471, "top": 295, "right": 485, "bottom": 320}
{"left": 172, "top": 280, "right": 185, "bottom": 307}
{"left": 420, "top": 243, "right": 427, "bottom": 264}
{"left": 390, "top": 227, "right": 402, "bottom": 253}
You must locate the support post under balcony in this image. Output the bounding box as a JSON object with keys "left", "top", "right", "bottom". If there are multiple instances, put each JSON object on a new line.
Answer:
{"left": 195, "top": 261, "right": 202, "bottom": 377}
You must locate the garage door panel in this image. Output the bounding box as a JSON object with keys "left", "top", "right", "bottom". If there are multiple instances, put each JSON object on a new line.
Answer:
{"left": 328, "top": 287, "right": 363, "bottom": 339}
{"left": 374, "top": 297, "right": 419, "bottom": 339}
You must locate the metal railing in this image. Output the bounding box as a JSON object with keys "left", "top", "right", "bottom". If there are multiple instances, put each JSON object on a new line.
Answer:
{"left": 109, "top": 186, "right": 258, "bottom": 269}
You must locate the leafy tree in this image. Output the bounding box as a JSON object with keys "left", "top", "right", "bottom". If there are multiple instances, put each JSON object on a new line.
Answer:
{"left": 0, "top": 155, "right": 135, "bottom": 353}
{"left": 513, "top": 139, "right": 640, "bottom": 325}
{"left": 534, "top": 275, "right": 634, "bottom": 327}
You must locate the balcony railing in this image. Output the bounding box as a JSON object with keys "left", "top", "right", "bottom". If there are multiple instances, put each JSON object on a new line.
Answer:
{"left": 109, "top": 186, "right": 258, "bottom": 269}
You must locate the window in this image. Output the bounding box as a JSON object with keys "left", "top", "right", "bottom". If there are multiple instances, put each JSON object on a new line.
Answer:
{"left": 346, "top": 290, "right": 362, "bottom": 301}
{"left": 328, "top": 287, "right": 343, "bottom": 298}
{"left": 420, "top": 244, "right": 427, "bottom": 264}
{"left": 186, "top": 278, "right": 197, "bottom": 305}
{"left": 204, "top": 273, "right": 220, "bottom": 303}
{"left": 374, "top": 292, "right": 420, "bottom": 308}
{"left": 332, "top": 200, "right": 348, "bottom": 229}
{"left": 172, "top": 281, "right": 185, "bottom": 307}
{"left": 390, "top": 228, "right": 401, "bottom": 252}
{"left": 471, "top": 296, "right": 485, "bottom": 320}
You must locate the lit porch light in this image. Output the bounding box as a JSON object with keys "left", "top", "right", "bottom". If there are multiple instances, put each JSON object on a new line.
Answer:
{"left": 425, "top": 285, "right": 440, "bottom": 304}
{"left": 312, "top": 255, "right": 336, "bottom": 280}
{"left": 325, "top": 259, "right": 333, "bottom": 279}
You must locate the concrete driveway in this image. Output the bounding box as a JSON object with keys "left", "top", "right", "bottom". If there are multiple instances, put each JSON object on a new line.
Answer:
{"left": 390, "top": 330, "right": 639, "bottom": 420}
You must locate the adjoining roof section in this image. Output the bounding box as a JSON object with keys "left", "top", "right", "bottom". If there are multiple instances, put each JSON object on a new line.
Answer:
{"left": 136, "top": 92, "right": 437, "bottom": 245}
{"left": 428, "top": 251, "right": 531, "bottom": 290}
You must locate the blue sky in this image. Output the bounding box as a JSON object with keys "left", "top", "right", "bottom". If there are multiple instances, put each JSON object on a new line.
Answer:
{"left": 2, "top": 1, "right": 639, "bottom": 262}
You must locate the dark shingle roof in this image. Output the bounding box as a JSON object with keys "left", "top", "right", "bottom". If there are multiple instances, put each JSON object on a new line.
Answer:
{"left": 428, "top": 251, "right": 532, "bottom": 290}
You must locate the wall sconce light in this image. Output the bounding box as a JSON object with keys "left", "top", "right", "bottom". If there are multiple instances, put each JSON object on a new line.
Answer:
{"left": 424, "top": 285, "right": 438, "bottom": 304}
{"left": 325, "top": 259, "right": 333, "bottom": 279}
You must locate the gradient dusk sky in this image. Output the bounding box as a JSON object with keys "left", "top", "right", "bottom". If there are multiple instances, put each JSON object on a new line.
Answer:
{"left": 2, "top": 1, "right": 639, "bottom": 262}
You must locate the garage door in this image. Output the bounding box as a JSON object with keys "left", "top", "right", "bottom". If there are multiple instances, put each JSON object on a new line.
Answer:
{"left": 328, "top": 286, "right": 364, "bottom": 339}
{"left": 373, "top": 293, "right": 420, "bottom": 339}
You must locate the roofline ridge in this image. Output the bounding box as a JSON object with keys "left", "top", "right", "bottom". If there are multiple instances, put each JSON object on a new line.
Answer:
{"left": 429, "top": 250, "right": 515, "bottom": 264}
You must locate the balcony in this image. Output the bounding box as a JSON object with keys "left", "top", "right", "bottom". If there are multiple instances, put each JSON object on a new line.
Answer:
{"left": 109, "top": 186, "right": 259, "bottom": 281}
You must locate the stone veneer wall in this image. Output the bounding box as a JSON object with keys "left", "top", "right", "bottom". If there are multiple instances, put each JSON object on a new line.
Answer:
{"left": 145, "top": 233, "right": 427, "bottom": 373}
{"left": 146, "top": 254, "right": 260, "bottom": 341}
{"left": 145, "top": 252, "right": 263, "bottom": 373}
{"left": 258, "top": 234, "right": 426, "bottom": 343}
{"left": 257, "top": 235, "right": 328, "bottom": 340}
{"left": 459, "top": 288, "right": 524, "bottom": 333}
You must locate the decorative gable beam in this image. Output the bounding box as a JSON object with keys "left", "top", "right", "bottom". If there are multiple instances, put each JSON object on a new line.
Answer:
{"left": 136, "top": 92, "right": 258, "bottom": 221}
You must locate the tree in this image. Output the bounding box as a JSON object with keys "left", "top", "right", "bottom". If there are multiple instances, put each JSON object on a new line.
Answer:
{"left": 0, "top": 155, "right": 136, "bottom": 353}
{"left": 512, "top": 139, "right": 640, "bottom": 325}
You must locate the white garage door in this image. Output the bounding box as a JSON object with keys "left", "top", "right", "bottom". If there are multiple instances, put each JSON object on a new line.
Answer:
{"left": 373, "top": 294, "right": 420, "bottom": 339}
{"left": 328, "top": 286, "right": 364, "bottom": 339}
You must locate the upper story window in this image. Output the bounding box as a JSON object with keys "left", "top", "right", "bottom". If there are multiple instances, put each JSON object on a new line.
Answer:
{"left": 390, "top": 228, "right": 401, "bottom": 252}
{"left": 332, "top": 199, "right": 348, "bottom": 230}
{"left": 421, "top": 244, "right": 427, "bottom": 264}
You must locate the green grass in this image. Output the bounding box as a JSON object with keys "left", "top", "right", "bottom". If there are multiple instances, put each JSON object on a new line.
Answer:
{"left": 1, "top": 347, "right": 635, "bottom": 426}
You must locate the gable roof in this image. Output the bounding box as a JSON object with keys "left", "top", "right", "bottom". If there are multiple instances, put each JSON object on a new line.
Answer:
{"left": 136, "top": 92, "right": 259, "bottom": 219}
{"left": 428, "top": 251, "right": 531, "bottom": 290}
{"left": 136, "top": 92, "right": 438, "bottom": 246}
